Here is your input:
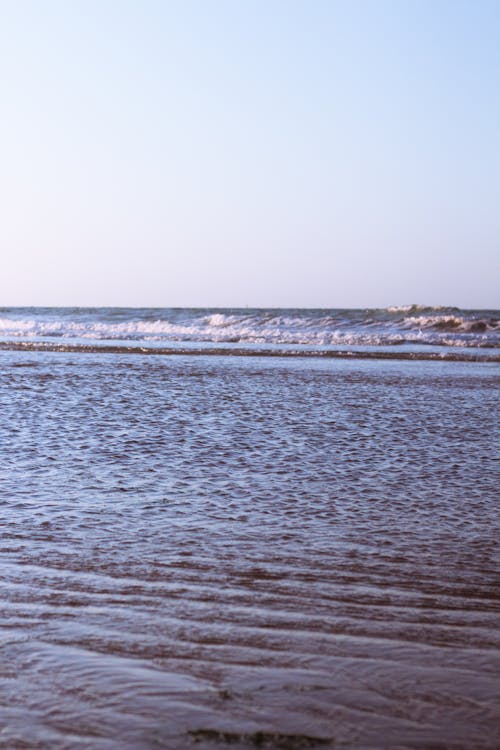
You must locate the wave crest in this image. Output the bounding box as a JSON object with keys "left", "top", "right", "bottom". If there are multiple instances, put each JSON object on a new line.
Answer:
{"left": 403, "top": 315, "right": 498, "bottom": 333}
{"left": 0, "top": 307, "right": 498, "bottom": 350}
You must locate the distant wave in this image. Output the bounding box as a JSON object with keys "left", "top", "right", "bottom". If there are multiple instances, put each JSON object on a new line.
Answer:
{"left": 0, "top": 307, "right": 498, "bottom": 351}
{"left": 385, "top": 304, "right": 461, "bottom": 314}
{"left": 402, "top": 314, "right": 499, "bottom": 333}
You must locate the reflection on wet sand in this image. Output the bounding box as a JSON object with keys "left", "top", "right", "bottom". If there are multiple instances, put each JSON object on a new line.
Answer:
{"left": 1, "top": 353, "right": 499, "bottom": 748}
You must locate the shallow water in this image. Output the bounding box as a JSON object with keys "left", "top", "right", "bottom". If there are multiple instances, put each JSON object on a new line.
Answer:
{"left": 1, "top": 351, "right": 499, "bottom": 749}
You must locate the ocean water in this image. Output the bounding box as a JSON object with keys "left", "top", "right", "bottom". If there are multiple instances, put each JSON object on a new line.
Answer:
{"left": 0, "top": 309, "right": 499, "bottom": 749}
{"left": 0, "top": 305, "right": 498, "bottom": 360}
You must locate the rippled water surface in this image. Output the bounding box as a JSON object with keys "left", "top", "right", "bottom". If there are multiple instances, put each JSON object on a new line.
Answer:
{"left": 1, "top": 351, "right": 499, "bottom": 749}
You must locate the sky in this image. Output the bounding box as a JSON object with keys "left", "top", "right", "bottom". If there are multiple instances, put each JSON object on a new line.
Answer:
{"left": 0, "top": 0, "right": 499, "bottom": 308}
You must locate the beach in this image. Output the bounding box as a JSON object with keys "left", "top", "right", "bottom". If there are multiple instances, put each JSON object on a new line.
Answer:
{"left": 3, "top": 0, "right": 499, "bottom": 742}
{"left": 1, "top": 343, "right": 499, "bottom": 749}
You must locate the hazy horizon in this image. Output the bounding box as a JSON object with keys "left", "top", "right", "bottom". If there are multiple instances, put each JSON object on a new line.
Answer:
{"left": 1, "top": 302, "right": 499, "bottom": 311}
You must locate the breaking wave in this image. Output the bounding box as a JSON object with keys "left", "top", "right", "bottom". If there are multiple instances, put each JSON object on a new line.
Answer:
{"left": 403, "top": 314, "right": 499, "bottom": 333}
{"left": 0, "top": 306, "right": 498, "bottom": 352}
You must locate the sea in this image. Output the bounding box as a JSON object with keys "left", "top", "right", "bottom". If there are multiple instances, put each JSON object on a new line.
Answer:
{"left": 0, "top": 306, "right": 499, "bottom": 749}
{"left": 0, "top": 305, "right": 498, "bottom": 360}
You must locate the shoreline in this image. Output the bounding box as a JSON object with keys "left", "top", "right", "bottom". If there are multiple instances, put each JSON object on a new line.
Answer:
{"left": 0, "top": 340, "right": 499, "bottom": 363}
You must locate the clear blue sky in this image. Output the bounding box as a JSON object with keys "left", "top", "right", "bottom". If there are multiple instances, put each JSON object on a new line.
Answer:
{"left": 1, "top": 0, "right": 498, "bottom": 308}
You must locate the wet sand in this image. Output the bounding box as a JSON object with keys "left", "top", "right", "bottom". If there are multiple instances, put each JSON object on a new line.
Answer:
{"left": 1, "top": 352, "right": 499, "bottom": 748}
{"left": 1, "top": 338, "right": 498, "bottom": 361}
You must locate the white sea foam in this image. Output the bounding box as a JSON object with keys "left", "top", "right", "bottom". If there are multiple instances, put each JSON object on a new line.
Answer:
{"left": 403, "top": 315, "right": 497, "bottom": 333}
{"left": 385, "top": 305, "right": 471, "bottom": 318}
{"left": 386, "top": 304, "right": 430, "bottom": 313}
{"left": 403, "top": 314, "right": 464, "bottom": 329}
{"left": 203, "top": 313, "right": 237, "bottom": 328}
{"left": 0, "top": 308, "right": 497, "bottom": 349}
